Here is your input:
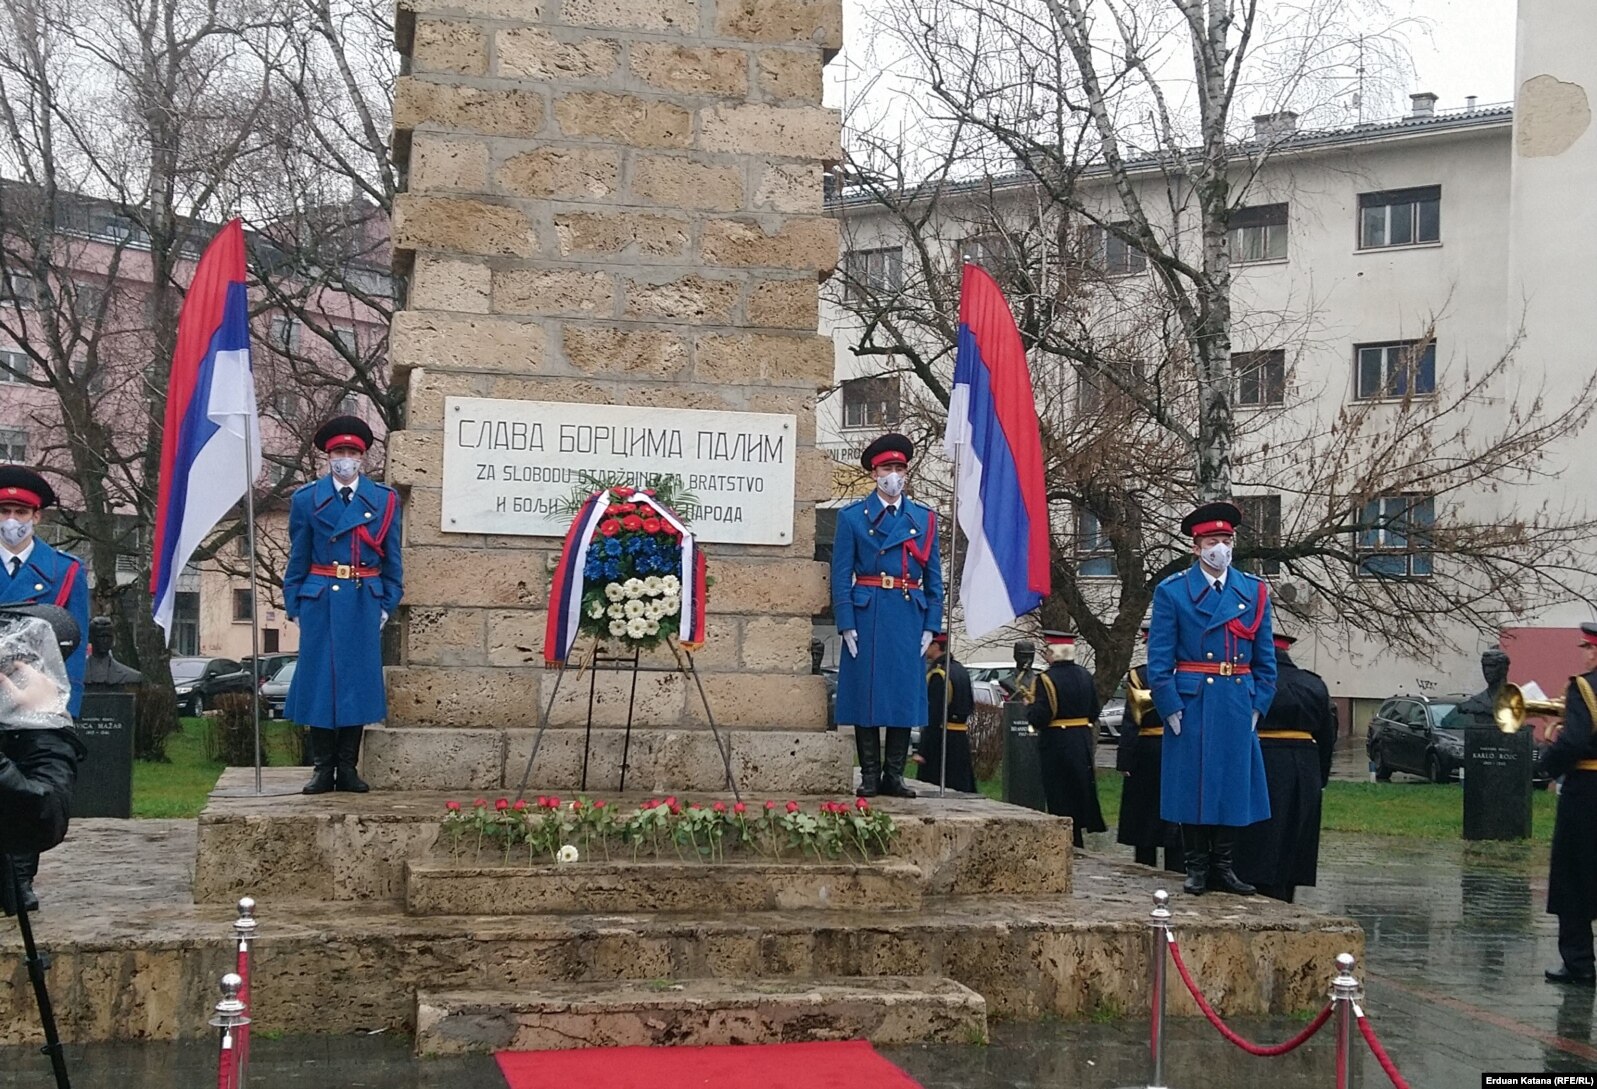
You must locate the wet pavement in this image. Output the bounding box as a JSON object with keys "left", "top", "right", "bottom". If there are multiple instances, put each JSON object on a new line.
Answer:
{"left": 3, "top": 821, "right": 1592, "bottom": 1087}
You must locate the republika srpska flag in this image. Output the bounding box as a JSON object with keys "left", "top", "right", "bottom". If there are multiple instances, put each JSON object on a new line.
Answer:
{"left": 150, "top": 219, "right": 261, "bottom": 641}
{"left": 943, "top": 264, "right": 1050, "bottom": 638}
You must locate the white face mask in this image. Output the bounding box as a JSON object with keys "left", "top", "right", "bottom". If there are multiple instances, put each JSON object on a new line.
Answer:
{"left": 1200, "top": 541, "right": 1234, "bottom": 572}
{"left": 876, "top": 471, "right": 907, "bottom": 498}
{"left": 0, "top": 517, "right": 32, "bottom": 547}
{"left": 330, "top": 456, "right": 362, "bottom": 481}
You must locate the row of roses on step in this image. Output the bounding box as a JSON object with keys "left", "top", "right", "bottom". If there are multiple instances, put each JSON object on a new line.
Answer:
{"left": 439, "top": 795, "right": 899, "bottom": 866}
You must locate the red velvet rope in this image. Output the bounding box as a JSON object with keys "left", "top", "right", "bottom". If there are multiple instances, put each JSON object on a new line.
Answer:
{"left": 1166, "top": 934, "right": 1335, "bottom": 1056}
{"left": 1357, "top": 1009, "right": 1412, "bottom": 1089}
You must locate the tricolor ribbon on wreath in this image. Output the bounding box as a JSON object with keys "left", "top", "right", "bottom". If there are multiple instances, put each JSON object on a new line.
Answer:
{"left": 543, "top": 487, "right": 708, "bottom": 665}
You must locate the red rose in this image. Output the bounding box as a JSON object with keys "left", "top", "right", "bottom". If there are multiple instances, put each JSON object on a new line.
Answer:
{"left": 593, "top": 799, "right": 606, "bottom": 809}
{"left": 614, "top": 486, "right": 635, "bottom": 498}
{"left": 646, "top": 798, "right": 659, "bottom": 809}
{"left": 473, "top": 798, "right": 486, "bottom": 808}
{"left": 572, "top": 799, "right": 585, "bottom": 811}
{"left": 712, "top": 801, "right": 727, "bottom": 814}
{"left": 600, "top": 520, "right": 622, "bottom": 537}
{"left": 785, "top": 801, "right": 800, "bottom": 813}
{"left": 495, "top": 798, "right": 509, "bottom": 811}
{"left": 665, "top": 796, "right": 678, "bottom": 809}
{"left": 668, "top": 801, "right": 682, "bottom": 815}
{"left": 536, "top": 795, "right": 549, "bottom": 807}
{"left": 622, "top": 515, "right": 644, "bottom": 531}
{"left": 445, "top": 800, "right": 461, "bottom": 812}
{"left": 733, "top": 802, "right": 746, "bottom": 815}
{"left": 855, "top": 797, "right": 870, "bottom": 811}
{"left": 765, "top": 800, "right": 778, "bottom": 811}
{"left": 642, "top": 518, "right": 662, "bottom": 534}
{"left": 549, "top": 796, "right": 561, "bottom": 808}
{"left": 512, "top": 799, "right": 527, "bottom": 812}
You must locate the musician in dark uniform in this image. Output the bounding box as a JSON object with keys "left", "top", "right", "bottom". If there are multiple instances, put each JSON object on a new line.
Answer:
{"left": 1027, "top": 631, "right": 1106, "bottom": 847}
{"left": 1001, "top": 640, "right": 1039, "bottom": 701}
{"left": 917, "top": 631, "right": 975, "bottom": 793}
{"left": 1116, "top": 624, "right": 1181, "bottom": 872}
{"left": 1234, "top": 632, "right": 1336, "bottom": 903}
{"left": 1540, "top": 622, "right": 1597, "bottom": 985}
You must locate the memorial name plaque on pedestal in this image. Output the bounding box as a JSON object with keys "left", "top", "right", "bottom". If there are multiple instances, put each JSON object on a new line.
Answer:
{"left": 73, "top": 691, "right": 136, "bottom": 819}
{"left": 1463, "top": 725, "right": 1533, "bottom": 841}
{"left": 441, "top": 397, "right": 797, "bottom": 545}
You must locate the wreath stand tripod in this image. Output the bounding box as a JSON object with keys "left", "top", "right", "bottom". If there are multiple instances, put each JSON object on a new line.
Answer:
{"left": 4, "top": 854, "right": 70, "bottom": 1088}
{"left": 511, "top": 636, "right": 741, "bottom": 803}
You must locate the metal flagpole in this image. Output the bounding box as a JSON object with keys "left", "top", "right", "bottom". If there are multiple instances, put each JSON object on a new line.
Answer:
{"left": 243, "top": 421, "right": 263, "bottom": 794}
{"left": 939, "top": 438, "right": 962, "bottom": 799}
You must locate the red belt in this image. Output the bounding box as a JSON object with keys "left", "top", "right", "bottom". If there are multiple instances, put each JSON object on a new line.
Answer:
{"left": 310, "top": 563, "right": 380, "bottom": 579}
{"left": 855, "top": 575, "right": 922, "bottom": 591}
{"left": 1176, "top": 661, "right": 1251, "bottom": 676}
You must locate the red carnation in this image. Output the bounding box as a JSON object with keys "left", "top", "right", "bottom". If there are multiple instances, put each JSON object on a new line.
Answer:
{"left": 445, "top": 800, "right": 461, "bottom": 812}
{"left": 614, "top": 486, "right": 635, "bottom": 498}
{"left": 495, "top": 798, "right": 509, "bottom": 811}
{"left": 785, "top": 801, "right": 800, "bottom": 813}
{"left": 606, "top": 504, "right": 624, "bottom": 516}
{"left": 733, "top": 802, "right": 746, "bottom": 815}
{"left": 600, "top": 519, "right": 622, "bottom": 537}
{"left": 642, "top": 518, "right": 662, "bottom": 534}
{"left": 619, "top": 502, "right": 637, "bottom": 514}
{"left": 622, "top": 514, "right": 644, "bottom": 531}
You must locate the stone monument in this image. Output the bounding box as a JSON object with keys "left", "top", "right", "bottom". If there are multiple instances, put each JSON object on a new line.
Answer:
{"left": 1448, "top": 646, "right": 1535, "bottom": 840}
{"left": 372, "top": 0, "right": 851, "bottom": 792}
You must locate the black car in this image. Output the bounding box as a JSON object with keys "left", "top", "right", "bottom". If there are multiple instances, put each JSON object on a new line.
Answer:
{"left": 241, "top": 653, "right": 297, "bottom": 685}
{"left": 1367, "top": 694, "right": 1467, "bottom": 783}
{"left": 171, "top": 656, "right": 252, "bottom": 715}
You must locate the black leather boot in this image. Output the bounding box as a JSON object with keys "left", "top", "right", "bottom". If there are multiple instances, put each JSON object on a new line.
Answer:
{"left": 13, "top": 852, "right": 38, "bottom": 912}
{"left": 1181, "top": 824, "right": 1209, "bottom": 896}
{"left": 302, "top": 728, "right": 337, "bottom": 795}
{"left": 880, "top": 730, "right": 917, "bottom": 798}
{"left": 1209, "top": 828, "right": 1256, "bottom": 895}
{"left": 334, "top": 725, "right": 371, "bottom": 793}
{"left": 855, "top": 728, "right": 881, "bottom": 797}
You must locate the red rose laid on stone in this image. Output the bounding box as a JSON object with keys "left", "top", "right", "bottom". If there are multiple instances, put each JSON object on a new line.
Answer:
{"left": 445, "top": 800, "right": 461, "bottom": 812}
{"left": 495, "top": 798, "right": 509, "bottom": 811}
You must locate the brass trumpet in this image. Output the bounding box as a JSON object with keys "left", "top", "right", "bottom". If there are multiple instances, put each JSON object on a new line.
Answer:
{"left": 1126, "top": 670, "right": 1155, "bottom": 727}
{"left": 1492, "top": 682, "right": 1564, "bottom": 735}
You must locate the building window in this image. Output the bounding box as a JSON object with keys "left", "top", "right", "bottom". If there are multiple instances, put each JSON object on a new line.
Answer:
{"left": 1358, "top": 186, "right": 1440, "bottom": 249}
{"left": 273, "top": 389, "right": 302, "bottom": 422}
{"left": 1355, "top": 340, "right": 1436, "bottom": 400}
{"left": 74, "top": 280, "right": 106, "bottom": 316}
{"left": 339, "top": 393, "right": 360, "bottom": 415}
{"left": 4, "top": 272, "right": 37, "bottom": 308}
{"left": 814, "top": 505, "right": 838, "bottom": 564}
{"left": 1229, "top": 203, "right": 1288, "bottom": 263}
{"left": 1234, "top": 494, "right": 1282, "bottom": 576}
{"left": 1357, "top": 494, "right": 1435, "bottom": 578}
{"left": 331, "top": 324, "right": 358, "bottom": 355}
{"left": 1087, "top": 223, "right": 1147, "bottom": 277}
{"left": 1076, "top": 508, "right": 1116, "bottom": 577}
{"left": 173, "top": 591, "right": 200, "bottom": 655}
{"left": 0, "top": 427, "right": 25, "bottom": 461}
{"left": 1235, "top": 349, "right": 1285, "bottom": 407}
{"left": 269, "top": 316, "right": 300, "bottom": 351}
{"left": 1077, "top": 359, "right": 1146, "bottom": 415}
{"left": 0, "top": 349, "right": 29, "bottom": 384}
{"left": 842, "top": 248, "right": 903, "bottom": 300}
{"left": 840, "top": 375, "right": 901, "bottom": 430}
{"left": 232, "top": 587, "right": 253, "bottom": 623}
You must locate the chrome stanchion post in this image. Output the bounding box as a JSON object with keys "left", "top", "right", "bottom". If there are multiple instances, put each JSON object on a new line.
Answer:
{"left": 211, "top": 973, "right": 250, "bottom": 1089}
{"left": 232, "top": 897, "right": 256, "bottom": 1089}
{"left": 1330, "top": 952, "right": 1362, "bottom": 1089}
{"left": 1116, "top": 888, "right": 1173, "bottom": 1089}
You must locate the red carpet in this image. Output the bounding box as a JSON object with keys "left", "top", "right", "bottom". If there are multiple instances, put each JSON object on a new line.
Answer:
{"left": 495, "top": 1039, "right": 924, "bottom": 1089}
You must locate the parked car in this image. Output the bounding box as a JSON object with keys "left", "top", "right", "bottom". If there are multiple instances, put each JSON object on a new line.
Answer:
{"left": 260, "top": 659, "right": 297, "bottom": 719}
{"left": 1097, "top": 680, "right": 1127, "bottom": 743}
{"left": 963, "top": 662, "right": 1016, "bottom": 708}
{"left": 170, "top": 656, "right": 251, "bottom": 716}
{"left": 1367, "top": 694, "right": 1468, "bottom": 783}
{"left": 241, "top": 652, "right": 297, "bottom": 684}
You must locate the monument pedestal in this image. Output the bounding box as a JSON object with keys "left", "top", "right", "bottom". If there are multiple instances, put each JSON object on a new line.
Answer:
{"left": 1463, "top": 725, "right": 1534, "bottom": 841}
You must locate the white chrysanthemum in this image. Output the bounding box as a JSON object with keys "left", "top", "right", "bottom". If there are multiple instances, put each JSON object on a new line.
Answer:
{"left": 642, "top": 575, "right": 664, "bottom": 595}
{"left": 587, "top": 600, "right": 606, "bottom": 619}
{"left": 644, "top": 619, "right": 660, "bottom": 636}
{"left": 609, "top": 619, "right": 628, "bottom": 637}
{"left": 604, "top": 582, "right": 625, "bottom": 602}
{"left": 662, "top": 575, "right": 681, "bottom": 594}
{"left": 622, "top": 578, "right": 645, "bottom": 599}
{"left": 557, "top": 844, "right": 579, "bottom": 864}
{"left": 661, "top": 595, "right": 681, "bottom": 616}
{"left": 624, "top": 599, "right": 646, "bottom": 619}
{"left": 625, "top": 617, "right": 649, "bottom": 639}
{"left": 607, "top": 603, "right": 626, "bottom": 620}
{"left": 643, "top": 601, "right": 664, "bottom": 621}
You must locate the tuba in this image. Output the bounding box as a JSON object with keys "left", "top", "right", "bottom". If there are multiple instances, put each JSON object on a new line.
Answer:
{"left": 1492, "top": 683, "right": 1564, "bottom": 735}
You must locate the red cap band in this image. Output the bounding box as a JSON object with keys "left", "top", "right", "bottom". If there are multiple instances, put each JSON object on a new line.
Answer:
{"left": 0, "top": 486, "right": 42, "bottom": 509}
{"left": 869, "top": 451, "right": 908, "bottom": 469}
{"left": 1581, "top": 630, "right": 1597, "bottom": 648}
{"left": 1044, "top": 634, "right": 1076, "bottom": 646}
{"left": 1273, "top": 636, "right": 1292, "bottom": 650}
{"left": 327, "top": 434, "right": 367, "bottom": 453}
{"left": 1190, "top": 519, "right": 1235, "bottom": 537}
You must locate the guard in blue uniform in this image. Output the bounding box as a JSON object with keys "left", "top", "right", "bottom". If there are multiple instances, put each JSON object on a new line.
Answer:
{"left": 283, "top": 417, "right": 404, "bottom": 794}
{"left": 1148, "top": 500, "right": 1276, "bottom": 896}
{"left": 0, "top": 466, "right": 89, "bottom": 911}
{"left": 917, "top": 632, "right": 975, "bottom": 793}
{"left": 1540, "top": 623, "right": 1597, "bottom": 985}
{"left": 831, "top": 433, "right": 944, "bottom": 798}
{"left": 1234, "top": 632, "right": 1335, "bottom": 902}
{"left": 1116, "top": 625, "right": 1181, "bottom": 872}
{"left": 1027, "top": 631, "right": 1107, "bottom": 847}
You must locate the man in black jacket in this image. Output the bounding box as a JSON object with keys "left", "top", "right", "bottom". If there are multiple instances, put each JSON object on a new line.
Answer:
{"left": 918, "top": 632, "right": 976, "bottom": 792}
{"left": 1117, "top": 624, "right": 1182, "bottom": 871}
{"left": 1234, "top": 632, "right": 1336, "bottom": 903}
{"left": 1541, "top": 622, "right": 1597, "bottom": 985}
{"left": 1028, "top": 631, "right": 1106, "bottom": 847}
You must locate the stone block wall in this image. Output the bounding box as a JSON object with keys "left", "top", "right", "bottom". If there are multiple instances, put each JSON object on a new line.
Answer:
{"left": 379, "top": 0, "right": 846, "bottom": 785}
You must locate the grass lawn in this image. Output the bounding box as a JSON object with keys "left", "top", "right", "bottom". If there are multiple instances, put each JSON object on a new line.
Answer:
{"left": 133, "top": 717, "right": 305, "bottom": 818}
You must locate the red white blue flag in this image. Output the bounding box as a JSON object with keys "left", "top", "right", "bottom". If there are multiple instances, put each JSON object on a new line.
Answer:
{"left": 943, "top": 264, "right": 1050, "bottom": 638}
{"left": 150, "top": 219, "right": 261, "bottom": 642}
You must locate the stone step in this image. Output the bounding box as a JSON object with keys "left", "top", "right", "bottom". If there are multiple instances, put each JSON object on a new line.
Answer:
{"left": 405, "top": 859, "right": 926, "bottom": 915}
{"left": 414, "top": 976, "right": 988, "bottom": 1056}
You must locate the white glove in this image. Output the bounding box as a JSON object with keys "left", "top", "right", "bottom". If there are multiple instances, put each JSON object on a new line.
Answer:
{"left": 381, "top": 610, "right": 390, "bottom": 629}
{"left": 1252, "top": 710, "right": 1260, "bottom": 731}
{"left": 842, "top": 630, "right": 858, "bottom": 658}
{"left": 1167, "top": 711, "right": 1182, "bottom": 736}
{"left": 920, "top": 631, "right": 933, "bottom": 654}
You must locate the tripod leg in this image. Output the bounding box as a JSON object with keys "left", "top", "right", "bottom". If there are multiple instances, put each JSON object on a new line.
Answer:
{"left": 511, "top": 649, "right": 579, "bottom": 805}
{"left": 674, "top": 638, "right": 741, "bottom": 803}
{"left": 619, "top": 647, "right": 641, "bottom": 793}
{"left": 5, "top": 856, "right": 71, "bottom": 1089}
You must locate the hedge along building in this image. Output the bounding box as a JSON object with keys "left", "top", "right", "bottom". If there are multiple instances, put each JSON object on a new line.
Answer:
{"left": 375, "top": 0, "right": 855, "bottom": 791}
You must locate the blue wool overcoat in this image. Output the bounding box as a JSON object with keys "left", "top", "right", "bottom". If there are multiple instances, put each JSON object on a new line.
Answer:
{"left": 283, "top": 476, "right": 404, "bottom": 729}
{"left": 830, "top": 493, "right": 944, "bottom": 730}
{"left": 0, "top": 538, "right": 88, "bottom": 717}
{"left": 1148, "top": 564, "right": 1276, "bottom": 826}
